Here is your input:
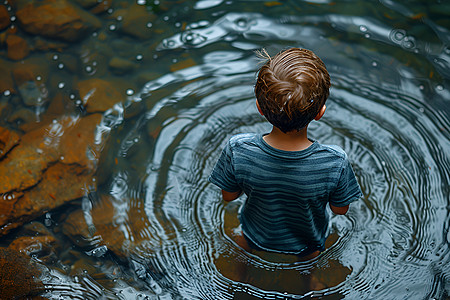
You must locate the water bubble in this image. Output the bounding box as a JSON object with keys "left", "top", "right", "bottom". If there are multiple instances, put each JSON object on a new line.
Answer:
{"left": 163, "top": 16, "right": 169, "bottom": 21}
{"left": 52, "top": 54, "right": 59, "bottom": 60}
{"left": 372, "top": 61, "right": 378, "bottom": 67}
{"left": 117, "top": 15, "right": 123, "bottom": 21}
{"left": 390, "top": 29, "right": 406, "bottom": 44}
{"left": 136, "top": 54, "right": 143, "bottom": 61}
{"left": 36, "top": 76, "right": 42, "bottom": 81}
{"left": 359, "top": 25, "right": 368, "bottom": 32}
{"left": 58, "top": 82, "right": 65, "bottom": 89}
{"left": 10, "top": 16, "right": 16, "bottom": 21}
{"left": 107, "top": 8, "right": 113, "bottom": 13}
{"left": 92, "top": 32, "right": 98, "bottom": 37}
{"left": 146, "top": 22, "right": 153, "bottom": 28}
{"left": 364, "top": 33, "right": 370, "bottom": 38}
{"left": 419, "top": 107, "right": 425, "bottom": 113}
{"left": 172, "top": 58, "right": 178, "bottom": 63}
{"left": 137, "top": 0, "right": 145, "bottom": 4}
{"left": 70, "top": 93, "right": 76, "bottom": 99}
{"left": 126, "top": 89, "right": 134, "bottom": 95}
{"left": 75, "top": 99, "right": 82, "bottom": 105}
{"left": 134, "top": 138, "right": 139, "bottom": 142}
{"left": 93, "top": 61, "right": 97, "bottom": 66}
{"left": 86, "top": 66, "right": 93, "bottom": 72}
{"left": 58, "top": 63, "right": 64, "bottom": 69}
{"left": 175, "top": 22, "right": 181, "bottom": 27}
{"left": 419, "top": 85, "right": 424, "bottom": 90}
{"left": 109, "top": 24, "right": 116, "bottom": 31}
{"left": 153, "top": 54, "right": 158, "bottom": 59}
{"left": 436, "top": 85, "right": 444, "bottom": 91}
{"left": 60, "top": 156, "right": 64, "bottom": 160}
{"left": 3, "top": 90, "right": 11, "bottom": 96}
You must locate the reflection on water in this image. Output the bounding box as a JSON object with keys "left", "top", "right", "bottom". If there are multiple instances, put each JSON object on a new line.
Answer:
{"left": 1, "top": 0, "right": 449, "bottom": 299}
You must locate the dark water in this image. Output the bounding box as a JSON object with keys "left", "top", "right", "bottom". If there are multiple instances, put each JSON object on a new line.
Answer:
{"left": 3, "top": 0, "right": 450, "bottom": 299}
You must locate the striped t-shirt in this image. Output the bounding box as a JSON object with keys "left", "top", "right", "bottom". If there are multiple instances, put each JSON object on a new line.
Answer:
{"left": 209, "top": 133, "right": 362, "bottom": 255}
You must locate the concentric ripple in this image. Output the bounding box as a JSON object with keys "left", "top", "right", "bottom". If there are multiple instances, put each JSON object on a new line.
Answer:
{"left": 87, "top": 2, "right": 449, "bottom": 299}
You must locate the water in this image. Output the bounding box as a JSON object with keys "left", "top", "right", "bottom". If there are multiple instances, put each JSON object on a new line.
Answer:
{"left": 1, "top": 0, "right": 449, "bottom": 299}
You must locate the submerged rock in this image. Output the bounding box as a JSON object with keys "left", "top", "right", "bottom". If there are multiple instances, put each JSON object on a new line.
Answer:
{"left": 6, "top": 34, "right": 30, "bottom": 61}
{"left": 0, "top": 247, "right": 44, "bottom": 299}
{"left": 16, "top": 0, "right": 101, "bottom": 42}
{"left": 0, "top": 5, "right": 11, "bottom": 30}
{"left": 0, "top": 126, "right": 20, "bottom": 158}
{"left": 76, "top": 78, "right": 123, "bottom": 113}
{"left": 0, "top": 114, "right": 103, "bottom": 237}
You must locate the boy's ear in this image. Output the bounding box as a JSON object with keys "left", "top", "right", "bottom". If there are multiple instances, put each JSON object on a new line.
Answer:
{"left": 256, "top": 100, "right": 264, "bottom": 116}
{"left": 314, "top": 105, "right": 326, "bottom": 121}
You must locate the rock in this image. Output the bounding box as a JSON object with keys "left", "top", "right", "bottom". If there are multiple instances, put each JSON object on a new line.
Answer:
{"left": 0, "top": 58, "right": 15, "bottom": 95}
{"left": 0, "top": 162, "right": 96, "bottom": 236}
{"left": 63, "top": 194, "right": 126, "bottom": 258}
{"left": 108, "top": 56, "right": 138, "bottom": 75}
{"left": 12, "top": 58, "right": 50, "bottom": 107}
{"left": 6, "top": 34, "right": 30, "bottom": 61}
{"left": 0, "top": 126, "right": 20, "bottom": 158}
{"left": 116, "top": 4, "right": 155, "bottom": 40}
{"left": 9, "top": 235, "right": 58, "bottom": 257}
{"left": 76, "top": 78, "right": 122, "bottom": 113}
{"left": 89, "top": 0, "right": 111, "bottom": 14}
{"left": 0, "top": 5, "right": 11, "bottom": 30}
{"left": 0, "top": 114, "right": 104, "bottom": 236}
{"left": 16, "top": 0, "right": 101, "bottom": 42}
{"left": 0, "top": 247, "right": 44, "bottom": 299}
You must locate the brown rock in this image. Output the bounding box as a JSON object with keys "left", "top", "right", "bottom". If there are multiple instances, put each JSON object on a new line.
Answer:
{"left": 117, "top": 4, "right": 155, "bottom": 40}
{"left": 0, "top": 5, "right": 11, "bottom": 30}
{"left": 108, "top": 56, "right": 138, "bottom": 75}
{"left": 6, "top": 34, "right": 30, "bottom": 60}
{"left": 0, "top": 162, "right": 95, "bottom": 236}
{"left": 63, "top": 194, "right": 126, "bottom": 258}
{"left": 0, "top": 58, "right": 15, "bottom": 95}
{"left": 12, "top": 58, "right": 50, "bottom": 107}
{"left": 0, "top": 126, "right": 20, "bottom": 158}
{"left": 76, "top": 78, "right": 122, "bottom": 113}
{"left": 9, "top": 235, "right": 58, "bottom": 256}
{"left": 16, "top": 0, "right": 101, "bottom": 42}
{"left": 0, "top": 248, "right": 44, "bottom": 299}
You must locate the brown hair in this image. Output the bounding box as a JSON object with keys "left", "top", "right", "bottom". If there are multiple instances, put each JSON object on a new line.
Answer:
{"left": 254, "top": 48, "right": 330, "bottom": 133}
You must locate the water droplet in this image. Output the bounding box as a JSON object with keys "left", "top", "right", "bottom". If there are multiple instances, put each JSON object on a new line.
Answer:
{"left": 136, "top": 54, "right": 143, "bottom": 61}
{"left": 419, "top": 107, "right": 425, "bottom": 113}
{"left": 86, "top": 66, "right": 93, "bottom": 72}
{"left": 163, "top": 16, "right": 169, "bottom": 21}
{"left": 117, "top": 15, "right": 123, "bottom": 21}
{"left": 75, "top": 99, "right": 82, "bottom": 105}
{"left": 134, "top": 138, "right": 139, "bottom": 142}
{"left": 92, "top": 61, "right": 97, "bottom": 66}
{"left": 364, "top": 33, "right": 370, "bottom": 38}
{"left": 10, "top": 16, "right": 16, "bottom": 21}
{"left": 92, "top": 32, "right": 98, "bottom": 37}
{"left": 153, "top": 54, "right": 158, "bottom": 59}
{"left": 107, "top": 8, "right": 113, "bottom": 13}
{"left": 436, "top": 85, "right": 444, "bottom": 91}
{"left": 58, "top": 63, "right": 64, "bottom": 69}
{"left": 60, "top": 156, "right": 64, "bottom": 160}
{"left": 36, "top": 76, "right": 42, "bottom": 81}
{"left": 372, "top": 61, "right": 378, "bottom": 67}
{"left": 126, "top": 89, "right": 134, "bottom": 95}
{"left": 359, "top": 25, "right": 368, "bottom": 32}
{"left": 137, "top": 0, "right": 145, "bottom": 4}
{"left": 109, "top": 24, "right": 116, "bottom": 31}
{"left": 70, "top": 93, "right": 76, "bottom": 99}
{"left": 52, "top": 54, "right": 59, "bottom": 60}
{"left": 172, "top": 58, "right": 178, "bottom": 63}
{"left": 146, "top": 22, "right": 153, "bottom": 28}
{"left": 58, "top": 82, "right": 65, "bottom": 88}
{"left": 419, "top": 85, "right": 424, "bottom": 90}
{"left": 3, "top": 90, "right": 10, "bottom": 96}
{"left": 175, "top": 22, "right": 181, "bottom": 27}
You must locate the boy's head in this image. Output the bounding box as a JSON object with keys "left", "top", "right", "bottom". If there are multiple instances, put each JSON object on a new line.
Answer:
{"left": 254, "top": 48, "right": 330, "bottom": 133}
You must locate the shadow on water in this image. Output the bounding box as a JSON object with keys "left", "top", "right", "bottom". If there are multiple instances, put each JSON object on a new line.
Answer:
{"left": 0, "top": 0, "right": 449, "bottom": 299}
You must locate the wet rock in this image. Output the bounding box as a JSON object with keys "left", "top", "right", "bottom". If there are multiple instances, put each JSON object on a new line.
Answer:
{"left": 6, "top": 34, "right": 30, "bottom": 61}
{"left": 0, "top": 114, "right": 103, "bottom": 236}
{"left": 0, "top": 58, "right": 15, "bottom": 95}
{"left": 108, "top": 56, "right": 138, "bottom": 75}
{"left": 0, "top": 126, "right": 20, "bottom": 158}
{"left": 1, "top": 162, "right": 96, "bottom": 236}
{"left": 16, "top": 0, "right": 101, "bottom": 42}
{"left": 0, "top": 5, "right": 11, "bottom": 30}
{"left": 0, "top": 247, "right": 44, "bottom": 299}
{"left": 9, "top": 235, "right": 58, "bottom": 257}
{"left": 116, "top": 4, "right": 155, "bottom": 40}
{"left": 34, "top": 37, "right": 68, "bottom": 52}
{"left": 63, "top": 194, "right": 126, "bottom": 258}
{"left": 76, "top": 78, "right": 123, "bottom": 113}
{"left": 89, "top": 0, "right": 112, "bottom": 14}
{"left": 12, "top": 58, "right": 50, "bottom": 107}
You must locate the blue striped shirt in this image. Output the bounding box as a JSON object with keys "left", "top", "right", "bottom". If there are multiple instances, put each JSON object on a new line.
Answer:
{"left": 209, "top": 133, "right": 362, "bottom": 255}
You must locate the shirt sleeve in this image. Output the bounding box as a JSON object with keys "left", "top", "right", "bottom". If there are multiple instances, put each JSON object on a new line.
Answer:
{"left": 208, "top": 140, "right": 241, "bottom": 192}
{"left": 329, "top": 157, "right": 363, "bottom": 207}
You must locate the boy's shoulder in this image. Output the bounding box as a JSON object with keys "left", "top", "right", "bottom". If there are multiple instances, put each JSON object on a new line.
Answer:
{"left": 315, "top": 142, "right": 348, "bottom": 160}
{"left": 228, "top": 133, "right": 259, "bottom": 146}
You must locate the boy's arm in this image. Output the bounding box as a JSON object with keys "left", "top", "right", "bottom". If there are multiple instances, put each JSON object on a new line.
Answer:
{"left": 221, "top": 189, "right": 242, "bottom": 202}
{"left": 330, "top": 204, "right": 349, "bottom": 215}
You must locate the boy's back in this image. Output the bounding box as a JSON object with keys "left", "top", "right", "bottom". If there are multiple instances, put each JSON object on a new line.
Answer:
{"left": 209, "top": 132, "right": 362, "bottom": 255}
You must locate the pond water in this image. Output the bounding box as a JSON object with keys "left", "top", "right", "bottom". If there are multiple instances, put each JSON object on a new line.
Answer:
{"left": 1, "top": 0, "right": 450, "bottom": 299}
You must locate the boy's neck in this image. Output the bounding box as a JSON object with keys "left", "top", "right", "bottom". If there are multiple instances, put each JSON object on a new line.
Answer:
{"left": 263, "top": 126, "right": 312, "bottom": 151}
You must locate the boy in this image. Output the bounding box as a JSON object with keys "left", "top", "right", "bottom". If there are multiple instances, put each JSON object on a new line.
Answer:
{"left": 209, "top": 48, "right": 362, "bottom": 259}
